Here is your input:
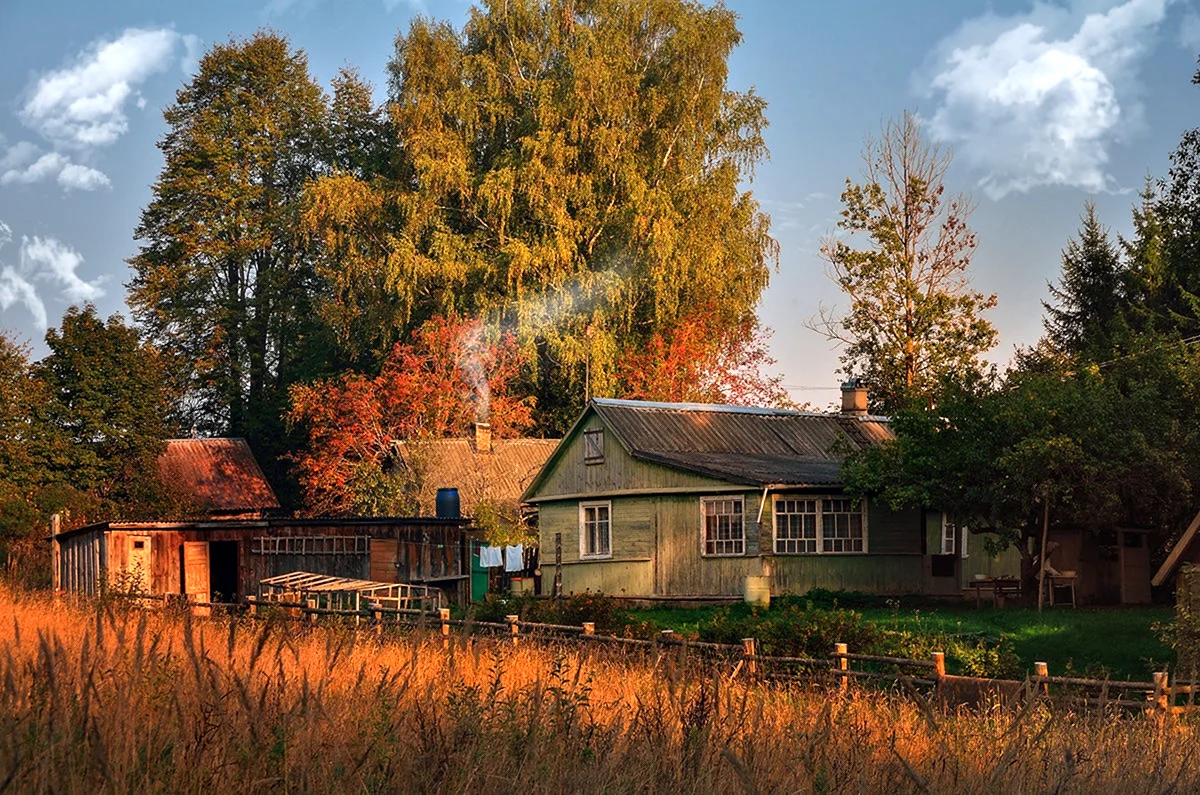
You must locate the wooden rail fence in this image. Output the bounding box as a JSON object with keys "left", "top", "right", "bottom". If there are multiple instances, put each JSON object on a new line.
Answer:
{"left": 108, "top": 593, "right": 1192, "bottom": 714}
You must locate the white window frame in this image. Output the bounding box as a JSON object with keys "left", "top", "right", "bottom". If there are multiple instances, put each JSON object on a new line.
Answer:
{"left": 579, "top": 500, "right": 612, "bottom": 560}
{"left": 771, "top": 495, "right": 868, "bottom": 555}
{"left": 940, "top": 513, "right": 956, "bottom": 556}
{"left": 700, "top": 496, "right": 746, "bottom": 557}
{"left": 583, "top": 428, "right": 604, "bottom": 465}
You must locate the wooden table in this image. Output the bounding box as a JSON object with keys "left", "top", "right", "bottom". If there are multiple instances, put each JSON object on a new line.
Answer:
{"left": 969, "top": 576, "right": 1022, "bottom": 608}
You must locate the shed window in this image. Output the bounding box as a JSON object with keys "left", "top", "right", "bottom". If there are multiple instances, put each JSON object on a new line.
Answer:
{"left": 583, "top": 428, "right": 604, "bottom": 464}
{"left": 702, "top": 497, "right": 745, "bottom": 556}
{"left": 133, "top": 540, "right": 146, "bottom": 550}
{"left": 580, "top": 501, "right": 611, "bottom": 559}
{"left": 773, "top": 497, "right": 865, "bottom": 554}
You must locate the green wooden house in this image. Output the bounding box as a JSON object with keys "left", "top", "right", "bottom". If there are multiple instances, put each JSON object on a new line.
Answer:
{"left": 522, "top": 385, "right": 1005, "bottom": 599}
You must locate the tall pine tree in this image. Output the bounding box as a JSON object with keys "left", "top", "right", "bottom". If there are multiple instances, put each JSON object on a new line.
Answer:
{"left": 1042, "top": 202, "right": 1124, "bottom": 359}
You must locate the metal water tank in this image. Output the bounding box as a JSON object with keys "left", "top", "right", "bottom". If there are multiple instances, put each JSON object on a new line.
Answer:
{"left": 435, "top": 488, "right": 461, "bottom": 519}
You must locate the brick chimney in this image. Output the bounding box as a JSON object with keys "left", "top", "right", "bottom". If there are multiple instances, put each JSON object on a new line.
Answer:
{"left": 474, "top": 422, "right": 493, "bottom": 453}
{"left": 840, "top": 379, "right": 868, "bottom": 417}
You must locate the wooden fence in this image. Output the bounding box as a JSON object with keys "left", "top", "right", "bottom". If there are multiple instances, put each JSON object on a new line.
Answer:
{"left": 109, "top": 594, "right": 1192, "bottom": 714}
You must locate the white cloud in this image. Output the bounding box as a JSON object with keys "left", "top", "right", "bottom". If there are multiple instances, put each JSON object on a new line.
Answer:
{"left": 180, "top": 34, "right": 203, "bottom": 77}
{"left": 1181, "top": 11, "right": 1200, "bottom": 51}
{"left": 0, "top": 267, "right": 46, "bottom": 330}
{"left": 56, "top": 163, "right": 111, "bottom": 191}
{"left": 20, "top": 236, "right": 104, "bottom": 304}
{"left": 0, "top": 222, "right": 46, "bottom": 329}
{"left": 922, "top": 0, "right": 1177, "bottom": 199}
{"left": 21, "top": 27, "right": 182, "bottom": 150}
{"left": 0, "top": 143, "right": 110, "bottom": 191}
{"left": 1, "top": 152, "right": 67, "bottom": 185}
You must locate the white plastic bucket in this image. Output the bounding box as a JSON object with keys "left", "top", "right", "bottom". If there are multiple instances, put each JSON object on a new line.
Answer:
{"left": 744, "top": 575, "right": 771, "bottom": 608}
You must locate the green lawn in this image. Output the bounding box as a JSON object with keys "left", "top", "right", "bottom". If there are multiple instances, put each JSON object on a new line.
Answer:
{"left": 626, "top": 601, "right": 1175, "bottom": 681}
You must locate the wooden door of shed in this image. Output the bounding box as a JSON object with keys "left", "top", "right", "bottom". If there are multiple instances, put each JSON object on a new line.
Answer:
{"left": 370, "top": 539, "right": 399, "bottom": 583}
{"left": 128, "top": 535, "right": 152, "bottom": 592}
{"left": 182, "top": 541, "right": 210, "bottom": 603}
{"left": 1119, "top": 531, "right": 1152, "bottom": 604}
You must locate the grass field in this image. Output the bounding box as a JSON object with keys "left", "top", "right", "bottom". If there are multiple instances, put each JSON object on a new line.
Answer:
{"left": 627, "top": 600, "right": 1175, "bottom": 681}
{"left": 2, "top": 586, "right": 1199, "bottom": 793}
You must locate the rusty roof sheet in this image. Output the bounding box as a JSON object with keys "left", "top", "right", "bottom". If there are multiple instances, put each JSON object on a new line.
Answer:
{"left": 398, "top": 438, "right": 560, "bottom": 515}
{"left": 591, "top": 399, "right": 892, "bottom": 487}
{"left": 157, "top": 438, "right": 280, "bottom": 513}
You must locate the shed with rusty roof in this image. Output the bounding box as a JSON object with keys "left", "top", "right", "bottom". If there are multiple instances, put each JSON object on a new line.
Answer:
{"left": 157, "top": 438, "right": 280, "bottom": 518}
{"left": 523, "top": 386, "right": 964, "bottom": 599}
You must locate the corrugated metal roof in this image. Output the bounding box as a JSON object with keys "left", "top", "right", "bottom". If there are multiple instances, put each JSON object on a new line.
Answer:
{"left": 591, "top": 399, "right": 892, "bottom": 487}
{"left": 398, "top": 438, "right": 560, "bottom": 515}
{"left": 156, "top": 438, "right": 280, "bottom": 513}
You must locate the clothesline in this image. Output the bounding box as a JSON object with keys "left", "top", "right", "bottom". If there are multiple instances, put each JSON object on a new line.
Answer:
{"left": 479, "top": 543, "right": 524, "bottom": 572}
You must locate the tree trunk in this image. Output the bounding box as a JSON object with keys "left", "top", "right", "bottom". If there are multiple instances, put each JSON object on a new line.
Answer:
{"left": 1037, "top": 498, "right": 1050, "bottom": 614}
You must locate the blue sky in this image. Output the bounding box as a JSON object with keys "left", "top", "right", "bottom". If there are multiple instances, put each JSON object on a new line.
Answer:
{"left": 0, "top": 0, "right": 1198, "bottom": 408}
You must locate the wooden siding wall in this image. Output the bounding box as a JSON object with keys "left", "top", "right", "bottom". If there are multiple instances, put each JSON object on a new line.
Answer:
{"left": 960, "top": 531, "right": 1023, "bottom": 586}
{"left": 57, "top": 531, "right": 104, "bottom": 596}
{"left": 541, "top": 491, "right": 926, "bottom": 597}
{"left": 533, "top": 416, "right": 739, "bottom": 499}
{"left": 58, "top": 520, "right": 470, "bottom": 603}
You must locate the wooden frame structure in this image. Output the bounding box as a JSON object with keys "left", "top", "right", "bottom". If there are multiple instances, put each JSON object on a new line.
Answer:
{"left": 257, "top": 571, "right": 443, "bottom": 611}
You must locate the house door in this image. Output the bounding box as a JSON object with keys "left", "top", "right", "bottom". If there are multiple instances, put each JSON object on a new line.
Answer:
{"left": 128, "top": 535, "right": 152, "bottom": 592}
{"left": 182, "top": 542, "right": 210, "bottom": 603}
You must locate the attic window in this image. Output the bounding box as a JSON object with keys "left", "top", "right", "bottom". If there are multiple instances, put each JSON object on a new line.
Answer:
{"left": 584, "top": 428, "right": 604, "bottom": 464}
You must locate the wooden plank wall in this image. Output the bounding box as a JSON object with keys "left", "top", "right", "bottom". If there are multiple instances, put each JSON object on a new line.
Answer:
{"left": 58, "top": 530, "right": 104, "bottom": 596}
{"left": 534, "top": 416, "right": 734, "bottom": 498}
{"left": 60, "top": 520, "right": 472, "bottom": 602}
{"left": 543, "top": 492, "right": 927, "bottom": 598}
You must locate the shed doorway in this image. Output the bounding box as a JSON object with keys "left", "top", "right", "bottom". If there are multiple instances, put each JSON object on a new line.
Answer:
{"left": 209, "top": 541, "right": 239, "bottom": 603}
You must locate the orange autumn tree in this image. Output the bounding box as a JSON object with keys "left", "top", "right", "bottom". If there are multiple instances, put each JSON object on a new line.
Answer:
{"left": 288, "top": 315, "right": 533, "bottom": 516}
{"left": 616, "top": 307, "right": 792, "bottom": 407}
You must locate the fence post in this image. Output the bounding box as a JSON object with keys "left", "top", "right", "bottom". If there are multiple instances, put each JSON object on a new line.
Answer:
{"left": 661, "top": 629, "right": 675, "bottom": 644}
{"left": 835, "top": 642, "right": 849, "bottom": 691}
{"left": 440, "top": 608, "right": 451, "bottom": 648}
{"left": 1153, "top": 671, "right": 1170, "bottom": 714}
{"left": 932, "top": 651, "right": 946, "bottom": 687}
{"left": 1034, "top": 661, "right": 1049, "bottom": 698}
{"left": 507, "top": 614, "right": 520, "bottom": 645}
{"left": 582, "top": 622, "right": 595, "bottom": 636}
{"left": 248, "top": 599, "right": 257, "bottom": 618}
{"left": 743, "top": 638, "right": 758, "bottom": 677}
{"left": 372, "top": 603, "right": 383, "bottom": 639}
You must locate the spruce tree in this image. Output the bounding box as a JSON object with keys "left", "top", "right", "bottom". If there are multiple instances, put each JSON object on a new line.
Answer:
{"left": 1043, "top": 202, "right": 1124, "bottom": 359}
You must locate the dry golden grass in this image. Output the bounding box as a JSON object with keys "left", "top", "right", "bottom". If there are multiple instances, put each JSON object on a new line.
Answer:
{"left": 0, "top": 586, "right": 1196, "bottom": 794}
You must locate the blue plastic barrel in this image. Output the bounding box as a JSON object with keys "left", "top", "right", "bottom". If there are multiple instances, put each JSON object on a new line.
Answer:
{"left": 435, "top": 488, "right": 461, "bottom": 519}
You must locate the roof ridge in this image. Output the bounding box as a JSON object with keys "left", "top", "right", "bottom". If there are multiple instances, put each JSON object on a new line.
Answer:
{"left": 591, "top": 397, "right": 891, "bottom": 422}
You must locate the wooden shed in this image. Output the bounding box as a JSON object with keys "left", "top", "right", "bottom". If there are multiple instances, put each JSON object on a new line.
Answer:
{"left": 52, "top": 516, "right": 475, "bottom": 605}
{"left": 156, "top": 437, "right": 281, "bottom": 518}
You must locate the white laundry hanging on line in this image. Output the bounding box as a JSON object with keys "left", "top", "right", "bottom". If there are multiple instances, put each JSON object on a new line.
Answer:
{"left": 505, "top": 543, "right": 524, "bottom": 572}
{"left": 479, "top": 545, "right": 503, "bottom": 568}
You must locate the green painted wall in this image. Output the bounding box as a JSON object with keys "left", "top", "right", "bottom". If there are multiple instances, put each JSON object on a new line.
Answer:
{"left": 558, "top": 560, "right": 654, "bottom": 596}
{"left": 538, "top": 486, "right": 926, "bottom": 597}
{"left": 961, "top": 531, "right": 1023, "bottom": 585}
{"left": 530, "top": 412, "right": 741, "bottom": 500}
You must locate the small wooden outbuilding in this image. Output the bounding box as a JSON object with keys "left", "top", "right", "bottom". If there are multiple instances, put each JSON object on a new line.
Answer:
{"left": 52, "top": 516, "right": 475, "bottom": 605}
